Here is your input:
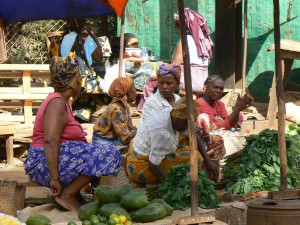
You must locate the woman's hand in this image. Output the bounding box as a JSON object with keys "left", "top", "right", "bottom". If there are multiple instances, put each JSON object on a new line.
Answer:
{"left": 50, "top": 179, "right": 63, "bottom": 196}
{"left": 205, "top": 159, "right": 219, "bottom": 176}
{"left": 85, "top": 25, "right": 97, "bottom": 37}
{"left": 235, "top": 93, "right": 253, "bottom": 111}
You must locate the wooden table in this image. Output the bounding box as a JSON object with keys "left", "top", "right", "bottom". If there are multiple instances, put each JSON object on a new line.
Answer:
{"left": 0, "top": 122, "right": 16, "bottom": 164}
{"left": 267, "top": 39, "right": 300, "bottom": 126}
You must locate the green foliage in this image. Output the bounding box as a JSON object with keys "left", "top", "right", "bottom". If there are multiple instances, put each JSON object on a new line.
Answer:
{"left": 223, "top": 129, "right": 300, "bottom": 195}
{"left": 158, "top": 163, "right": 220, "bottom": 210}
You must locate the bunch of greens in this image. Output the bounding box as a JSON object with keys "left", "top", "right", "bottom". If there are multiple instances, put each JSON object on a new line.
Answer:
{"left": 158, "top": 163, "right": 220, "bottom": 210}
{"left": 223, "top": 129, "right": 300, "bottom": 195}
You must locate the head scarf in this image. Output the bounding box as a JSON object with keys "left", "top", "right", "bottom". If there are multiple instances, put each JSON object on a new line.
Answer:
{"left": 157, "top": 64, "right": 181, "bottom": 83}
{"left": 50, "top": 56, "right": 80, "bottom": 91}
{"left": 108, "top": 77, "right": 133, "bottom": 99}
{"left": 174, "top": 8, "right": 214, "bottom": 60}
{"left": 171, "top": 97, "right": 199, "bottom": 120}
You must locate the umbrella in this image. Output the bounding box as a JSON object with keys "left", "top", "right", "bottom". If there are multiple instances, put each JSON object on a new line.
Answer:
{"left": 0, "top": 0, "right": 128, "bottom": 26}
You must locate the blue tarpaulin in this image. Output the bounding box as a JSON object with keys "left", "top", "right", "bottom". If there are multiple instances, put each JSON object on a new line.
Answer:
{"left": 0, "top": 0, "right": 115, "bottom": 25}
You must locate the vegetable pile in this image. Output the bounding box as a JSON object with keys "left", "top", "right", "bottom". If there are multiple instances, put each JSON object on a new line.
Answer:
{"left": 223, "top": 127, "right": 300, "bottom": 195}
{"left": 158, "top": 163, "right": 220, "bottom": 210}
{"left": 76, "top": 184, "right": 173, "bottom": 224}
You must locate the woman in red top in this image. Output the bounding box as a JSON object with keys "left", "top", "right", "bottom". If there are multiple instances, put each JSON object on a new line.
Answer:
{"left": 197, "top": 75, "right": 253, "bottom": 132}
{"left": 24, "top": 56, "right": 121, "bottom": 211}
{"left": 196, "top": 75, "right": 253, "bottom": 161}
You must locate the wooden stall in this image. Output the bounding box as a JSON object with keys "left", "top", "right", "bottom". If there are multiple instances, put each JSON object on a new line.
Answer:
{"left": 0, "top": 64, "right": 52, "bottom": 124}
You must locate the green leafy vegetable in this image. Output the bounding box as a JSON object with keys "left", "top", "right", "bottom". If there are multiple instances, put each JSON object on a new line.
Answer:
{"left": 158, "top": 163, "right": 220, "bottom": 210}
{"left": 223, "top": 129, "right": 300, "bottom": 195}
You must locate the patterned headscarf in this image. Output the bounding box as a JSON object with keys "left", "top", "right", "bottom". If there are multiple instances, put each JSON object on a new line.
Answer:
{"left": 174, "top": 8, "right": 214, "bottom": 60}
{"left": 50, "top": 56, "right": 80, "bottom": 91}
{"left": 157, "top": 64, "right": 181, "bottom": 83}
{"left": 171, "top": 97, "right": 199, "bottom": 120}
{"left": 108, "top": 77, "right": 133, "bottom": 99}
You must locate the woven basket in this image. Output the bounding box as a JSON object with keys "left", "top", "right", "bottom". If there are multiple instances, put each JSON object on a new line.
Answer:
{"left": 99, "top": 167, "right": 131, "bottom": 188}
{"left": 0, "top": 180, "right": 17, "bottom": 216}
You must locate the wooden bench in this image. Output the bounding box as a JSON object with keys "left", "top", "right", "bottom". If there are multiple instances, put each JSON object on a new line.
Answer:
{"left": 15, "top": 180, "right": 54, "bottom": 210}
{"left": 0, "top": 122, "right": 16, "bottom": 164}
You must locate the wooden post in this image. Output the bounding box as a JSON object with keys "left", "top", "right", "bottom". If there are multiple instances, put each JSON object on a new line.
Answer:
{"left": 177, "top": 0, "right": 199, "bottom": 216}
{"left": 118, "top": 14, "right": 125, "bottom": 77}
{"left": 273, "top": 0, "right": 288, "bottom": 191}
{"left": 242, "top": 0, "right": 248, "bottom": 95}
{"left": 22, "top": 70, "right": 33, "bottom": 124}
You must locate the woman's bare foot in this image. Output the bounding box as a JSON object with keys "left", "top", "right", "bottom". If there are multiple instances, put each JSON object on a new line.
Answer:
{"left": 55, "top": 193, "right": 80, "bottom": 211}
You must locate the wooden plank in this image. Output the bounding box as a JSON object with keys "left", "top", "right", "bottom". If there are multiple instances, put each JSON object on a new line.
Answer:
{"left": 0, "top": 87, "right": 53, "bottom": 94}
{"left": 0, "top": 64, "right": 49, "bottom": 71}
{"left": 171, "top": 212, "right": 216, "bottom": 225}
{"left": 267, "top": 39, "right": 300, "bottom": 54}
{"left": 281, "top": 50, "right": 300, "bottom": 61}
{"left": 0, "top": 101, "right": 42, "bottom": 108}
{"left": 0, "top": 115, "right": 36, "bottom": 123}
{"left": 25, "top": 198, "right": 55, "bottom": 205}
{"left": 6, "top": 135, "right": 14, "bottom": 164}
{"left": 0, "top": 71, "right": 50, "bottom": 79}
{"left": 24, "top": 100, "right": 33, "bottom": 124}
{"left": 0, "top": 93, "right": 49, "bottom": 100}
{"left": 15, "top": 186, "right": 26, "bottom": 210}
{"left": 16, "top": 181, "right": 41, "bottom": 187}
{"left": 268, "top": 190, "right": 300, "bottom": 200}
{"left": 22, "top": 70, "right": 31, "bottom": 94}
{"left": 0, "top": 122, "right": 16, "bottom": 135}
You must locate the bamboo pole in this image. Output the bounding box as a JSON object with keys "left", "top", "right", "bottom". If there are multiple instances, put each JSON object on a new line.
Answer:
{"left": 177, "top": 0, "right": 199, "bottom": 216}
{"left": 242, "top": 0, "right": 248, "bottom": 95}
{"left": 118, "top": 14, "right": 125, "bottom": 77}
{"left": 273, "top": 0, "right": 288, "bottom": 191}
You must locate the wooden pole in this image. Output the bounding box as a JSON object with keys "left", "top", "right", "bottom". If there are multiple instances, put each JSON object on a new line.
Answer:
{"left": 118, "top": 14, "right": 125, "bottom": 77}
{"left": 242, "top": 0, "right": 248, "bottom": 95}
{"left": 177, "top": 0, "right": 199, "bottom": 216}
{"left": 273, "top": 0, "right": 288, "bottom": 191}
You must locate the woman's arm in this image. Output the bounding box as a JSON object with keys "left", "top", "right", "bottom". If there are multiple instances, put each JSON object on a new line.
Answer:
{"left": 43, "top": 98, "right": 67, "bottom": 196}
{"left": 85, "top": 25, "right": 103, "bottom": 62}
{"left": 149, "top": 161, "right": 166, "bottom": 181}
{"left": 170, "top": 39, "right": 183, "bottom": 66}
{"left": 227, "top": 94, "right": 253, "bottom": 125}
{"left": 196, "top": 135, "right": 219, "bottom": 175}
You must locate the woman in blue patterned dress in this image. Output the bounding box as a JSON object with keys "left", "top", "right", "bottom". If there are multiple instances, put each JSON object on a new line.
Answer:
{"left": 24, "top": 56, "right": 122, "bottom": 211}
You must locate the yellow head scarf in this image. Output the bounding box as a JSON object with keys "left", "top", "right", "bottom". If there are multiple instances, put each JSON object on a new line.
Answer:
{"left": 50, "top": 56, "right": 80, "bottom": 91}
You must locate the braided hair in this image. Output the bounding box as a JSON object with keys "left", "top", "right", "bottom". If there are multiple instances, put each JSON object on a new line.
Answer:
{"left": 204, "top": 75, "right": 223, "bottom": 87}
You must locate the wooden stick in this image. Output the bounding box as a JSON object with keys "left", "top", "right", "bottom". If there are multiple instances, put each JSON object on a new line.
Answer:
{"left": 118, "top": 14, "right": 125, "bottom": 77}
{"left": 242, "top": 0, "right": 248, "bottom": 96}
{"left": 273, "top": 0, "right": 288, "bottom": 191}
{"left": 177, "top": 0, "right": 198, "bottom": 216}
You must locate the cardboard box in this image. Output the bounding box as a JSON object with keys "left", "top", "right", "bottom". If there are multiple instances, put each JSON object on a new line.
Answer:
{"left": 241, "top": 119, "right": 269, "bottom": 134}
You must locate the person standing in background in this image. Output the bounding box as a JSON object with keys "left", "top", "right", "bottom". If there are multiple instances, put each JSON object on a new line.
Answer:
{"left": 60, "top": 18, "right": 110, "bottom": 123}
{"left": 171, "top": 8, "right": 214, "bottom": 93}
